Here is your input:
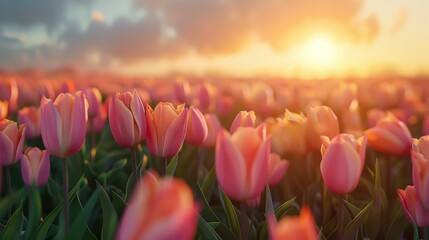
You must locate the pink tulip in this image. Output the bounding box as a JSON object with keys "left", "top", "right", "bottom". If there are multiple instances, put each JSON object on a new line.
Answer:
{"left": 18, "top": 106, "right": 41, "bottom": 139}
{"left": 91, "top": 99, "right": 108, "bottom": 133}
{"left": 365, "top": 112, "right": 412, "bottom": 156}
{"left": 230, "top": 110, "right": 256, "bottom": 133}
{"left": 83, "top": 87, "right": 102, "bottom": 118}
{"left": 173, "top": 78, "right": 190, "bottom": 103}
{"left": 215, "top": 125, "right": 271, "bottom": 201}
{"left": 117, "top": 172, "right": 198, "bottom": 240}
{"left": 320, "top": 134, "right": 367, "bottom": 194}
{"left": 366, "top": 109, "right": 386, "bottom": 128}
{"left": 216, "top": 95, "right": 234, "bottom": 117}
{"left": 40, "top": 92, "right": 88, "bottom": 158}
{"left": 398, "top": 186, "right": 429, "bottom": 227}
{"left": 185, "top": 107, "right": 208, "bottom": 145}
{"left": 201, "top": 113, "right": 222, "bottom": 148}
{"left": 411, "top": 136, "right": 429, "bottom": 210}
{"left": 327, "top": 83, "right": 356, "bottom": 112}
{"left": 0, "top": 100, "right": 8, "bottom": 120}
{"left": 0, "top": 119, "right": 26, "bottom": 165}
{"left": 145, "top": 102, "right": 188, "bottom": 158}
{"left": 268, "top": 206, "right": 318, "bottom": 240}
{"left": 109, "top": 90, "right": 146, "bottom": 148}
{"left": 268, "top": 153, "right": 289, "bottom": 186}
{"left": 21, "top": 147, "right": 50, "bottom": 187}
{"left": 305, "top": 105, "right": 339, "bottom": 150}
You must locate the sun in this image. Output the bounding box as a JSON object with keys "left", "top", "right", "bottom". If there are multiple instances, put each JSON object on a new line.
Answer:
{"left": 304, "top": 36, "right": 336, "bottom": 65}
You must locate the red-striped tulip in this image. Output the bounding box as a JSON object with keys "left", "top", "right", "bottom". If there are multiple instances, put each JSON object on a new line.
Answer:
{"left": 117, "top": 172, "right": 198, "bottom": 240}
{"left": 146, "top": 102, "right": 188, "bottom": 158}
{"left": 40, "top": 92, "right": 88, "bottom": 158}
{"left": 216, "top": 125, "right": 271, "bottom": 201}
{"left": 0, "top": 100, "right": 8, "bottom": 120}
{"left": 230, "top": 110, "right": 256, "bottom": 133}
{"left": 109, "top": 90, "right": 146, "bottom": 148}
{"left": 305, "top": 105, "right": 339, "bottom": 150}
{"left": 320, "top": 134, "right": 367, "bottom": 194}
{"left": 185, "top": 107, "right": 208, "bottom": 145}
{"left": 18, "top": 106, "right": 41, "bottom": 139}
{"left": 398, "top": 186, "right": 429, "bottom": 227}
{"left": 268, "top": 206, "right": 318, "bottom": 240}
{"left": 21, "top": 147, "right": 50, "bottom": 187}
{"left": 411, "top": 136, "right": 429, "bottom": 210}
{"left": 0, "top": 119, "right": 26, "bottom": 165}
{"left": 365, "top": 112, "right": 412, "bottom": 156}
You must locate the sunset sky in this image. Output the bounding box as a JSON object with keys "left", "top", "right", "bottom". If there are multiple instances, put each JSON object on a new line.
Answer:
{"left": 0, "top": 0, "right": 428, "bottom": 79}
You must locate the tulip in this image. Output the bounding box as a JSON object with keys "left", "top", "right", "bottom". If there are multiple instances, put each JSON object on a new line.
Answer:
{"left": 185, "top": 107, "right": 208, "bottom": 145}
{"left": 305, "top": 105, "right": 339, "bottom": 150}
{"left": 0, "top": 119, "right": 26, "bottom": 166}
{"left": 18, "top": 106, "right": 41, "bottom": 139}
{"left": 201, "top": 113, "right": 222, "bottom": 148}
{"left": 268, "top": 153, "right": 289, "bottom": 186}
{"left": 145, "top": 102, "right": 188, "bottom": 158}
{"left": 342, "top": 100, "right": 363, "bottom": 135}
{"left": 91, "top": 99, "right": 108, "bottom": 133}
{"left": 0, "top": 78, "right": 18, "bottom": 113}
{"left": 173, "top": 78, "right": 190, "bottom": 103}
{"left": 40, "top": 92, "right": 88, "bottom": 158}
{"left": 365, "top": 112, "right": 412, "bottom": 156}
{"left": 21, "top": 147, "right": 50, "bottom": 187}
{"left": 230, "top": 110, "right": 256, "bottom": 133}
{"left": 411, "top": 136, "right": 429, "bottom": 210}
{"left": 366, "top": 109, "right": 386, "bottom": 128}
{"left": 327, "top": 83, "right": 356, "bottom": 112}
{"left": 117, "top": 172, "right": 198, "bottom": 240}
{"left": 0, "top": 100, "right": 8, "bottom": 120}
{"left": 109, "top": 90, "right": 146, "bottom": 148}
{"left": 268, "top": 206, "right": 318, "bottom": 240}
{"left": 83, "top": 87, "right": 102, "bottom": 118}
{"left": 320, "top": 134, "right": 367, "bottom": 194}
{"left": 216, "top": 95, "right": 234, "bottom": 117}
{"left": 215, "top": 125, "right": 271, "bottom": 201}
{"left": 398, "top": 186, "right": 429, "bottom": 227}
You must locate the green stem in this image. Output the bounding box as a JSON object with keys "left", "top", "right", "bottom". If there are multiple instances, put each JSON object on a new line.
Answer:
{"left": 386, "top": 156, "right": 392, "bottom": 201}
{"left": 131, "top": 147, "right": 139, "bottom": 186}
{"left": 62, "top": 158, "right": 69, "bottom": 235}
{"left": 424, "top": 227, "right": 429, "bottom": 240}
{"left": 6, "top": 165, "right": 12, "bottom": 218}
{"left": 160, "top": 158, "right": 168, "bottom": 176}
{"left": 338, "top": 195, "right": 345, "bottom": 240}
{"left": 89, "top": 119, "right": 95, "bottom": 163}
{"left": 240, "top": 202, "right": 247, "bottom": 240}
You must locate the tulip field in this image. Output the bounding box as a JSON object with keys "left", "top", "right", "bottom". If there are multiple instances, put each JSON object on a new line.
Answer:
{"left": 1, "top": 74, "right": 429, "bottom": 240}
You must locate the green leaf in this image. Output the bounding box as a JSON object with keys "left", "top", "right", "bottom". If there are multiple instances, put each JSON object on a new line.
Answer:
{"left": 365, "top": 159, "right": 382, "bottom": 239}
{"left": 197, "top": 216, "right": 222, "bottom": 240}
{"left": 166, "top": 155, "right": 179, "bottom": 176}
{"left": 201, "top": 166, "right": 216, "bottom": 199}
{"left": 25, "top": 186, "right": 42, "bottom": 240}
{"left": 65, "top": 188, "right": 101, "bottom": 240}
{"left": 274, "top": 196, "right": 297, "bottom": 219}
{"left": 344, "top": 201, "right": 373, "bottom": 240}
{"left": 413, "top": 224, "right": 419, "bottom": 240}
{"left": 36, "top": 176, "right": 85, "bottom": 240}
{"left": 218, "top": 187, "right": 241, "bottom": 239}
{"left": 344, "top": 200, "right": 361, "bottom": 217}
{"left": 1, "top": 203, "right": 23, "bottom": 240}
{"left": 98, "top": 158, "right": 128, "bottom": 181}
{"left": 384, "top": 205, "right": 409, "bottom": 240}
{"left": 97, "top": 182, "right": 118, "bottom": 240}
{"left": 0, "top": 187, "right": 27, "bottom": 220}
{"left": 259, "top": 186, "right": 275, "bottom": 240}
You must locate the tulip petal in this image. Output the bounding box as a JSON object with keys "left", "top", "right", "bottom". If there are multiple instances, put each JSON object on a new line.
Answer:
{"left": 215, "top": 130, "right": 247, "bottom": 200}
{"left": 20, "top": 155, "right": 32, "bottom": 186}
{"left": 130, "top": 89, "right": 146, "bottom": 142}
{"left": 249, "top": 137, "right": 270, "bottom": 198}
{"left": 40, "top": 98, "right": 62, "bottom": 157}
{"left": 37, "top": 151, "right": 50, "bottom": 186}
{"left": 145, "top": 104, "right": 159, "bottom": 156}
{"left": 109, "top": 96, "right": 135, "bottom": 148}
{"left": 0, "top": 132, "right": 14, "bottom": 165}
{"left": 162, "top": 108, "right": 188, "bottom": 158}
{"left": 365, "top": 127, "right": 408, "bottom": 155}
{"left": 66, "top": 92, "right": 88, "bottom": 155}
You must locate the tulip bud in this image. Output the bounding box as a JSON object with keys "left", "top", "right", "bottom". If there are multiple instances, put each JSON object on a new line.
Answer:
{"left": 305, "top": 105, "right": 339, "bottom": 150}
{"left": 83, "top": 87, "right": 102, "bottom": 118}
{"left": 109, "top": 90, "right": 146, "bottom": 148}
{"left": 268, "top": 206, "right": 318, "bottom": 240}
{"left": 0, "top": 100, "right": 8, "bottom": 120}
{"left": 216, "top": 125, "right": 271, "bottom": 201}
{"left": 117, "top": 172, "right": 198, "bottom": 240}
{"left": 18, "top": 106, "right": 41, "bottom": 139}
{"left": 0, "top": 119, "right": 26, "bottom": 165}
{"left": 411, "top": 136, "right": 429, "bottom": 210}
{"left": 230, "top": 110, "right": 256, "bottom": 134}
{"left": 365, "top": 112, "right": 412, "bottom": 156}
{"left": 398, "top": 186, "right": 429, "bottom": 227}
{"left": 320, "top": 134, "right": 367, "bottom": 194}
{"left": 185, "top": 107, "right": 208, "bottom": 145}
{"left": 21, "top": 147, "right": 50, "bottom": 187}
{"left": 40, "top": 92, "right": 88, "bottom": 158}
{"left": 145, "top": 102, "right": 188, "bottom": 158}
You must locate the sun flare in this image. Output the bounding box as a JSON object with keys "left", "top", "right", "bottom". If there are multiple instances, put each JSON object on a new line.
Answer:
{"left": 304, "top": 36, "right": 336, "bottom": 64}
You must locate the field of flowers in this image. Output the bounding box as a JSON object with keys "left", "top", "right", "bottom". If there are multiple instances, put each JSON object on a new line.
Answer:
{"left": 0, "top": 71, "right": 428, "bottom": 239}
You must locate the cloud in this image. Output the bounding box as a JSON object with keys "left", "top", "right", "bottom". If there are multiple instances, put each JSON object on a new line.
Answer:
{"left": 390, "top": 8, "right": 408, "bottom": 37}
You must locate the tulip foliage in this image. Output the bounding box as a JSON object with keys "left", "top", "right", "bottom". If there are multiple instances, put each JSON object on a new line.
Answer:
{"left": 0, "top": 76, "right": 428, "bottom": 239}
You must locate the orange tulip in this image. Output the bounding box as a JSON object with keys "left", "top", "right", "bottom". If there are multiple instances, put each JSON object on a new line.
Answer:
{"left": 230, "top": 110, "right": 256, "bottom": 134}
{"left": 145, "top": 102, "right": 188, "bottom": 158}
{"left": 320, "top": 134, "right": 367, "bottom": 194}
{"left": 365, "top": 112, "right": 412, "bottom": 156}
{"left": 117, "top": 172, "right": 198, "bottom": 240}
{"left": 215, "top": 125, "right": 271, "bottom": 201}
{"left": 268, "top": 206, "right": 318, "bottom": 240}
{"left": 0, "top": 100, "right": 8, "bottom": 120}
{"left": 305, "top": 105, "right": 339, "bottom": 150}
{"left": 0, "top": 119, "right": 26, "bottom": 165}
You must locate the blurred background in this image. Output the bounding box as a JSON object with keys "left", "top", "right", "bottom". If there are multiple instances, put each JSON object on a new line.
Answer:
{"left": 0, "top": 0, "right": 428, "bottom": 80}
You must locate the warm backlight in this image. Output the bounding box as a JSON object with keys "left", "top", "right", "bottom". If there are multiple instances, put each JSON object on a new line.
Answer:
{"left": 304, "top": 36, "right": 336, "bottom": 65}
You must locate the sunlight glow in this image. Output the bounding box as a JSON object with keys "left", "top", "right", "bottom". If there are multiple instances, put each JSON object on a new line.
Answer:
{"left": 304, "top": 36, "right": 336, "bottom": 64}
